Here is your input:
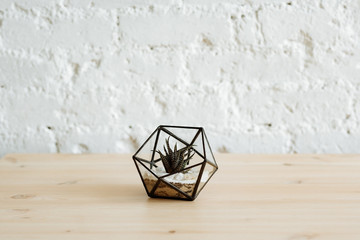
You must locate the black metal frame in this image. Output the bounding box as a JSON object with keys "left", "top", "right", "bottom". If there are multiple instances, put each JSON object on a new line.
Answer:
{"left": 132, "top": 125, "right": 218, "bottom": 201}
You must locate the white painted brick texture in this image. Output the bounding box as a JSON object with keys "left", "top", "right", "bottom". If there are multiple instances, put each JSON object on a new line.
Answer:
{"left": 1, "top": 0, "right": 360, "bottom": 156}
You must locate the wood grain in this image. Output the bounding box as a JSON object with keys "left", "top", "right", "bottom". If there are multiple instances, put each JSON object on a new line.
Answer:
{"left": 1, "top": 154, "right": 360, "bottom": 240}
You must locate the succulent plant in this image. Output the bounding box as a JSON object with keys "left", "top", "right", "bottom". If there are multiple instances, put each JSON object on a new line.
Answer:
{"left": 156, "top": 137, "right": 195, "bottom": 174}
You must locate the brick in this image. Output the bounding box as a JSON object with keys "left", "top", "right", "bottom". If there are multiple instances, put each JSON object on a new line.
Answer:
{"left": 119, "top": 13, "right": 230, "bottom": 45}
{"left": 47, "top": 17, "right": 113, "bottom": 48}
{"left": 295, "top": 133, "right": 360, "bottom": 153}
{"left": 1, "top": 18, "right": 51, "bottom": 49}
{"left": 99, "top": 49, "right": 182, "bottom": 84}
{"left": 1, "top": 16, "right": 113, "bottom": 49}
{"left": 187, "top": 51, "right": 302, "bottom": 84}
{"left": 0, "top": 56, "right": 57, "bottom": 87}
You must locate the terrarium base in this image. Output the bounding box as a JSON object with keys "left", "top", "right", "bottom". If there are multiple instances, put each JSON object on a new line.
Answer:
{"left": 144, "top": 178, "right": 195, "bottom": 198}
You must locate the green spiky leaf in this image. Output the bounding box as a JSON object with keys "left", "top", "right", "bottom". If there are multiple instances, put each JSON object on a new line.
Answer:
{"left": 156, "top": 137, "right": 195, "bottom": 174}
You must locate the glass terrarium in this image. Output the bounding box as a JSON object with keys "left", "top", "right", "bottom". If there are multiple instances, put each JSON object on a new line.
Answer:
{"left": 132, "top": 125, "right": 218, "bottom": 201}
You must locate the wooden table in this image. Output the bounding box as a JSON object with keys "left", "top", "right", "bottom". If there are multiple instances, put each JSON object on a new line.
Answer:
{"left": 1, "top": 154, "right": 360, "bottom": 239}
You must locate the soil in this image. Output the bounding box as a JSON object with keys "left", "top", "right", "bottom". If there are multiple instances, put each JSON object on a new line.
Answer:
{"left": 144, "top": 178, "right": 195, "bottom": 198}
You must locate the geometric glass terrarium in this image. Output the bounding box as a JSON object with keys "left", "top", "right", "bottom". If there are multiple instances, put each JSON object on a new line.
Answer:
{"left": 132, "top": 125, "right": 218, "bottom": 201}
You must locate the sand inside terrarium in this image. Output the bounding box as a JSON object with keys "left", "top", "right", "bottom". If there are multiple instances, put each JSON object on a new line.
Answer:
{"left": 143, "top": 167, "right": 209, "bottom": 198}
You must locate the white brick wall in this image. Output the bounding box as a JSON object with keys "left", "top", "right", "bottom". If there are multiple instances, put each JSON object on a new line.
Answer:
{"left": 1, "top": 0, "right": 360, "bottom": 156}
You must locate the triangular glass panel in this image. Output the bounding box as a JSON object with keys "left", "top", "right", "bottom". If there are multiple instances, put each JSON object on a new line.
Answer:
{"left": 161, "top": 164, "right": 202, "bottom": 198}
{"left": 203, "top": 130, "right": 218, "bottom": 167}
{"left": 191, "top": 129, "right": 204, "bottom": 158}
{"left": 195, "top": 162, "right": 217, "bottom": 197}
{"left": 134, "top": 159, "right": 158, "bottom": 194}
{"left": 161, "top": 126, "right": 200, "bottom": 146}
{"left": 153, "top": 129, "right": 202, "bottom": 171}
{"left": 133, "top": 128, "right": 159, "bottom": 170}
{"left": 153, "top": 180, "right": 189, "bottom": 199}
{"left": 185, "top": 151, "right": 205, "bottom": 169}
